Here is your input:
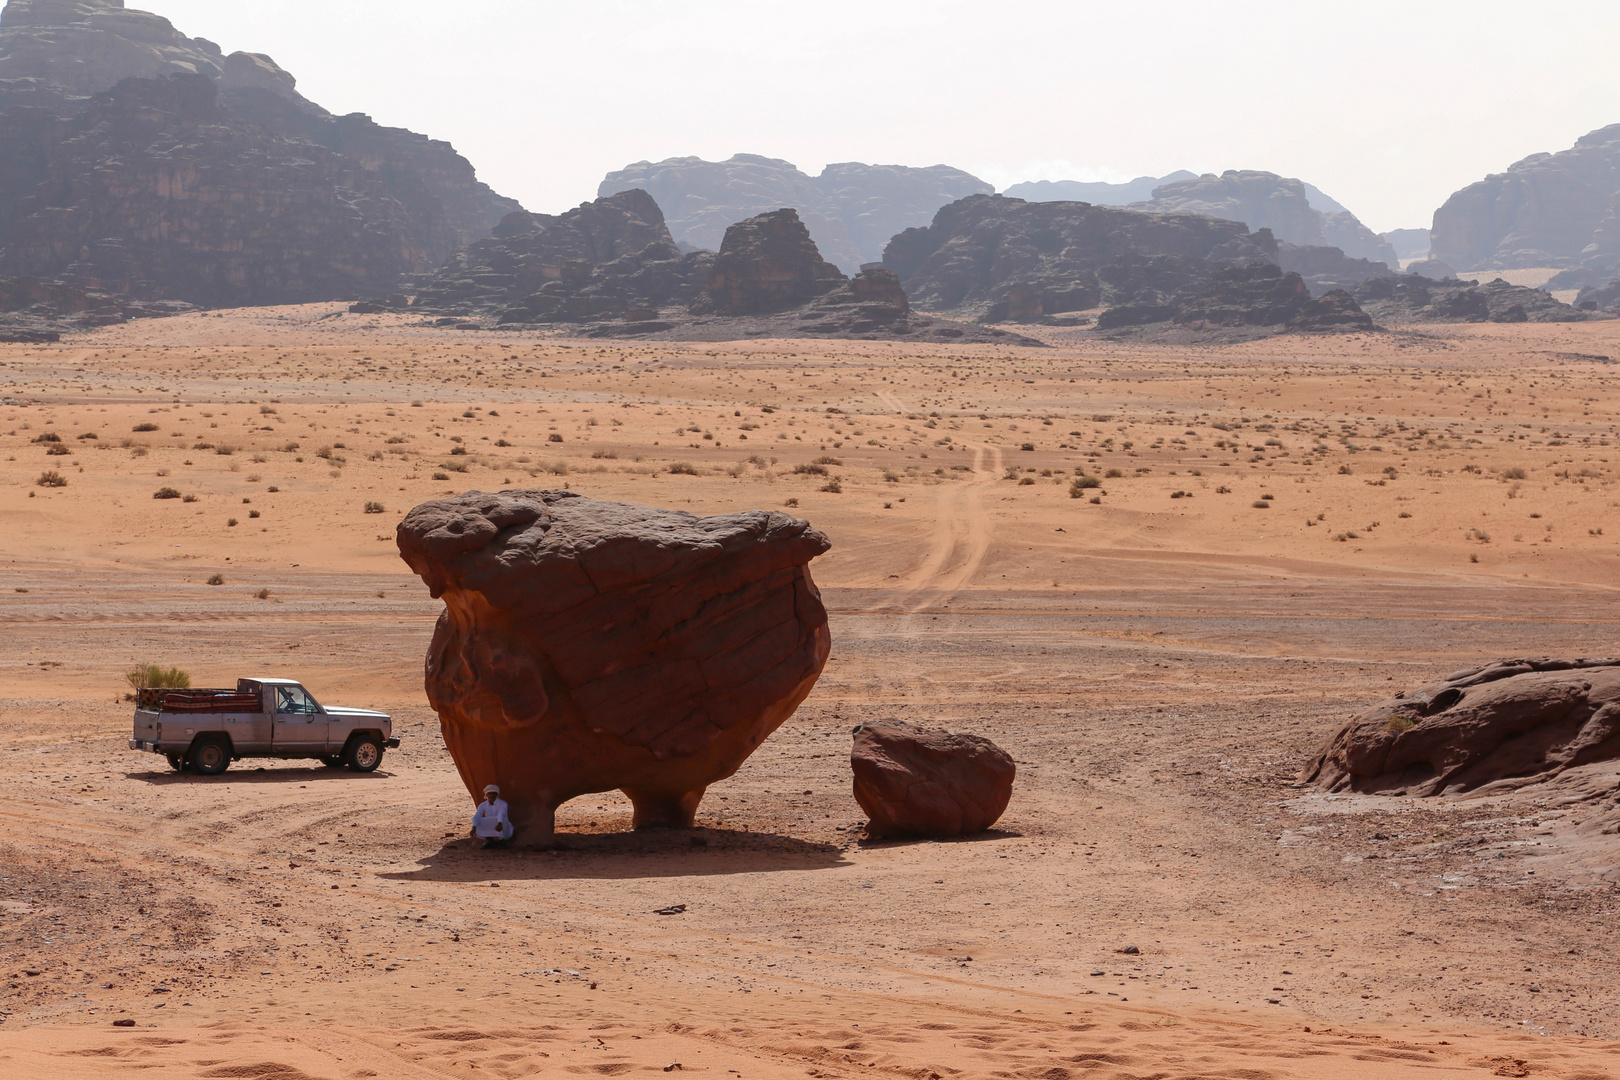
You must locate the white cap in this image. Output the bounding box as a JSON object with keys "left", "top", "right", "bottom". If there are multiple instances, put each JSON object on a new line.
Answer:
{"left": 483, "top": 784, "right": 500, "bottom": 795}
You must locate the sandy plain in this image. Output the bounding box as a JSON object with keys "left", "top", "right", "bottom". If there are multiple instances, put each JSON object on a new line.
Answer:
{"left": 4, "top": 306, "right": 1620, "bottom": 1078}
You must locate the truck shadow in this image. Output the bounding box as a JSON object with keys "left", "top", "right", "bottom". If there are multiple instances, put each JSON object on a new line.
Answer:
{"left": 124, "top": 766, "right": 398, "bottom": 785}
{"left": 382, "top": 827, "right": 849, "bottom": 882}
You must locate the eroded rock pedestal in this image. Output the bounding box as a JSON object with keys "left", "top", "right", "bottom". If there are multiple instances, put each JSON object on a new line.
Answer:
{"left": 397, "top": 490, "right": 831, "bottom": 844}
{"left": 851, "top": 721, "right": 1015, "bottom": 839}
{"left": 1302, "top": 658, "right": 1620, "bottom": 795}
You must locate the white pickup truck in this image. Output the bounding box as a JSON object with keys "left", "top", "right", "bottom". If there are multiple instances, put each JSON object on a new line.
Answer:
{"left": 128, "top": 678, "right": 398, "bottom": 775}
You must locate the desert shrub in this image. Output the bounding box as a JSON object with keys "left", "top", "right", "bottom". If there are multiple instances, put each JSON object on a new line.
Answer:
{"left": 820, "top": 479, "right": 843, "bottom": 493}
{"left": 125, "top": 663, "right": 190, "bottom": 691}
{"left": 1252, "top": 500, "right": 1271, "bottom": 509}
{"left": 592, "top": 450, "right": 617, "bottom": 459}
{"left": 432, "top": 471, "right": 450, "bottom": 481}
{"left": 449, "top": 446, "right": 468, "bottom": 456}
{"left": 256, "top": 588, "right": 271, "bottom": 600}
{"left": 1069, "top": 476, "right": 1101, "bottom": 497}
{"left": 1398, "top": 511, "right": 1412, "bottom": 519}
{"left": 215, "top": 444, "right": 235, "bottom": 456}
{"left": 1386, "top": 715, "right": 1418, "bottom": 734}
{"left": 206, "top": 574, "right": 225, "bottom": 586}
{"left": 1338, "top": 464, "right": 1352, "bottom": 475}
{"left": 1502, "top": 467, "right": 1528, "bottom": 480}
{"left": 793, "top": 463, "right": 828, "bottom": 476}
{"left": 153, "top": 487, "right": 181, "bottom": 499}
{"left": 784, "top": 497, "right": 799, "bottom": 507}
{"left": 45, "top": 444, "right": 71, "bottom": 456}
{"left": 249, "top": 510, "right": 261, "bottom": 519}
{"left": 31, "top": 432, "right": 60, "bottom": 443}
{"left": 442, "top": 461, "right": 469, "bottom": 473}
{"left": 1018, "top": 476, "right": 1036, "bottom": 486}
{"left": 1171, "top": 490, "right": 1190, "bottom": 499}
{"left": 182, "top": 494, "right": 199, "bottom": 503}
{"left": 1104, "top": 468, "right": 1123, "bottom": 479}
{"left": 668, "top": 462, "right": 699, "bottom": 476}
{"left": 1215, "top": 485, "right": 1231, "bottom": 494}
{"left": 364, "top": 501, "right": 386, "bottom": 514}
{"left": 133, "top": 422, "right": 159, "bottom": 432}
{"left": 259, "top": 405, "right": 277, "bottom": 415}
{"left": 495, "top": 439, "right": 512, "bottom": 447}
{"left": 267, "top": 486, "right": 279, "bottom": 493}
{"left": 1020, "top": 442, "right": 1035, "bottom": 451}
{"left": 36, "top": 470, "right": 67, "bottom": 488}
{"left": 814, "top": 456, "right": 842, "bottom": 466}
{"left": 548, "top": 433, "right": 563, "bottom": 443}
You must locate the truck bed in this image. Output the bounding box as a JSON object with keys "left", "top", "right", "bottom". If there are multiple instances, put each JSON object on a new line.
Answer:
{"left": 135, "top": 688, "right": 262, "bottom": 713}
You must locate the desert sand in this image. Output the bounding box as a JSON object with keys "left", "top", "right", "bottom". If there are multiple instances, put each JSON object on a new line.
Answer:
{"left": 4, "top": 306, "right": 1620, "bottom": 1078}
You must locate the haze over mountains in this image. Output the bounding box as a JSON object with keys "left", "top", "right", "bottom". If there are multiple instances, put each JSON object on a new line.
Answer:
{"left": 0, "top": 0, "right": 1615, "bottom": 342}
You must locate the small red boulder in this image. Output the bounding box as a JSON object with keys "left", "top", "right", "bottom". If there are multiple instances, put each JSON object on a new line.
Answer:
{"left": 851, "top": 721, "right": 1015, "bottom": 839}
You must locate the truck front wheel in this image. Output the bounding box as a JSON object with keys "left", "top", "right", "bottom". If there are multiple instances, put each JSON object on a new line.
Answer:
{"left": 346, "top": 734, "right": 384, "bottom": 774}
{"left": 190, "top": 736, "right": 232, "bottom": 776}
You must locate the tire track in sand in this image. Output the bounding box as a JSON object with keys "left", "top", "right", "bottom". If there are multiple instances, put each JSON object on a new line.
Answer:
{"left": 902, "top": 443, "right": 1000, "bottom": 612}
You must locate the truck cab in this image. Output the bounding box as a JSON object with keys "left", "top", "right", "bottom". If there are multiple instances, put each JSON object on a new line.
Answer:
{"left": 129, "top": 678, "right": 397, "bottom": 775}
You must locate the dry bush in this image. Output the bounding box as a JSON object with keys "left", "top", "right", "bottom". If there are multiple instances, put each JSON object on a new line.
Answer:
{"left": 668, "top": 462, "right": 699, "bottom": 476}
{"left": 125, "top": 663, "right": 190, "bottom": 691}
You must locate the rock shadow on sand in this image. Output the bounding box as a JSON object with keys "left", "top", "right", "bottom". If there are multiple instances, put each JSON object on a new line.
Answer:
{"left": 382, "top": 825, "right": 848, "bottom": 883}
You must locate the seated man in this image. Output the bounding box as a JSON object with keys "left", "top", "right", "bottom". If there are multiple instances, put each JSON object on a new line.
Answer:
{"left": 471, "top": 784, "right": 514, "bottom": 849}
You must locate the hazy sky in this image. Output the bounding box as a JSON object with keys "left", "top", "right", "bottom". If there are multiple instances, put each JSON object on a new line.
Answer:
{"left": 153, "top": 0, "right": 1620, "bottom": 233}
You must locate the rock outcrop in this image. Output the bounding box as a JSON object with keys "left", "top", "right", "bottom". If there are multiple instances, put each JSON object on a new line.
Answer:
{"left": 882, "top": 194, "right": 1278, "bottom": 321}
{"left": 1381, "top": 228, "right": 1431, "bottom": 262}
{"left": 0, "top": 0, "right": 518, "bottom": 311}
{"left": 1135, "top": 171, "right": 1398, "bottom": 266}
{"left": 1, "top": 270, "right": 190, "bottom": 338}
{"left": 1, "top": 74, "right": 437, "bottom": 305}
{"left": 693, "top": 208, "right": 847, "bottom": 315}
{"left": 1351, "top": 274, "right": 1589, "bottom": 324}
{"left": 851, "top": 721, "right": 1015, "bottom": 839}
{"left": 397, "top": 490, "right": 832, "bottom": 846}
{"left": 388, "top": 196, "right": 1039, "bottom": 345}
{"left": 405, "top": 189, "right": 707, "bottom": 324}
{"left": 1278, "top": 243, "right": 1393, "bottom": 295}
{"left": 1097, "top": 262, "right": 1373, "bottom": 333}
{"left": 1431, "top": 123, "right": 1620, "bottom": 273}
{"left": 1302, "top": 659, "right": 1620, "bottom": 796}
{"left": 599, "top": 154, "right": 992, "bottom": 273}
{"left": 1575, "top": 278, "right": 1620, "bottom": 311}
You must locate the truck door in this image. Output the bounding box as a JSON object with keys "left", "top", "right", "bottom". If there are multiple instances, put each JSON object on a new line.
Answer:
{"left": 271, "top": 685, "right": 330, "bottom": 754}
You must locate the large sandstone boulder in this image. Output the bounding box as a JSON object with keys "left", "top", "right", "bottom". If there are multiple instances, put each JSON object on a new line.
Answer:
{"left": 851, "top": 721, "right": 1015, "bottom": 839}
{"left": 1302, "top": 658, "right": 1620, "bottom": 796}
{"left": 397, "top": 490, "right": 832, "bottom": 846}
{"left": 695, "top": 208, "right": 848, "bottom": 315}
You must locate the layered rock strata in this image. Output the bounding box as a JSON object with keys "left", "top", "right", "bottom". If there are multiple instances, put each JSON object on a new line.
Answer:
{"left": 1303, "top": 659, "right": 1620, "bottom": 795}
{"left": 397, "top": 490, "right": 832, "bottom": 846}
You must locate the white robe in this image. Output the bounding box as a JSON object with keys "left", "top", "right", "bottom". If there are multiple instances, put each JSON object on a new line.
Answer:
{"left": 473, "top": 797, "right": 513, "bottom": 839}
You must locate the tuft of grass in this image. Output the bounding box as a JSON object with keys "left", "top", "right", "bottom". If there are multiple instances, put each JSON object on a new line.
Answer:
{"left": 126, "top": 663, "right": 190, "bottom": 691}
{"left": 36, "top": 470, "right": 67, "bottom": 488}
{"left": 1386, "top": 715, "right": 1418, "bottom": 734}
{"left": 364, "top": 501, "right": 385, "bottom": 514}
{"left": 153, "top": 487, "right": 182, "bottom": 500}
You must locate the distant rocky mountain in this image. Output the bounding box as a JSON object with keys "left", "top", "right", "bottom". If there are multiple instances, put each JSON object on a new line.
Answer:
{"left": 0, "top": 0, "right": 518, "bottom": 315}
{"left": 1001, "top": 172, "right": 1197, "bottom": 206}
{"left": 597, "top": 155, "right": 992, "bottom": 274}
{"left": 380, "top": 193, "right": 1032, "bottom": 345}
{"left": 1380, "top": 228, "right": 1431, "bottom": 262}
{"left": 1431, "top": 123, "right": 1620, "bottom": 273}
{"left": 1278, "top": 244, "right": 1398, "bottom": 297}
{"left": 1576, "top": 278, "right": 1620, "bottom": 311}
{"left": 1134, "top": 171, "right": 1398, "bottom": 266}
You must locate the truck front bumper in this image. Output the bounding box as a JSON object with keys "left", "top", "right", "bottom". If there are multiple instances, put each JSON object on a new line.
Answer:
{"left": 129, "top": 739, "right": 159, "bottom": 752}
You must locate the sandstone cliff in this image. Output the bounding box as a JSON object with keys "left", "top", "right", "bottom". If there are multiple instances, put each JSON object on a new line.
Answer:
{"left": 598, "top": 155, "right": 992, "bottom": 274}
{"left": 1431, "top": 124, "right": 1620, "bottom": 273}
{"left": 0, "top": 0, "right": 518, "bottom": 313}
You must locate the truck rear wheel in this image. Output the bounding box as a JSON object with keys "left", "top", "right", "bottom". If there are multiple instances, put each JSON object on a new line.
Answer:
{"left": 190, "top": 736, "right": 232, "bottom": 776}
{"left": 346, "top": 734, "right": 384, "bottom": 774}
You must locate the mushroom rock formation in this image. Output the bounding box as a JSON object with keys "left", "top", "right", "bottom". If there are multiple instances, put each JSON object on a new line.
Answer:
{"left": 851, "top": 720, "right": 1015, "bottom": 839}
{"left": 1302, "top": 658, "right": 1620, "bottom": 796}
{"left": 397, "top": 489, "right": 832, "bottom": 844}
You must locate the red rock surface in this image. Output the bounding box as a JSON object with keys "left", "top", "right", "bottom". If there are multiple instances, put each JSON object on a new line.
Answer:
{"left": 1302, "top": 658, "right": 1620, "bottom": 795}
{"left": 397, "top": 489, "right": 831, "bottom": 845}
{"left": 851, "top": 721, "right": 1015, "bottom": 839}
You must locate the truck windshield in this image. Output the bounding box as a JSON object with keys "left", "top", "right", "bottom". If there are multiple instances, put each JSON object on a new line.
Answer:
{"left": 276, "top": 687, "right": 320, "bottom": 715}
